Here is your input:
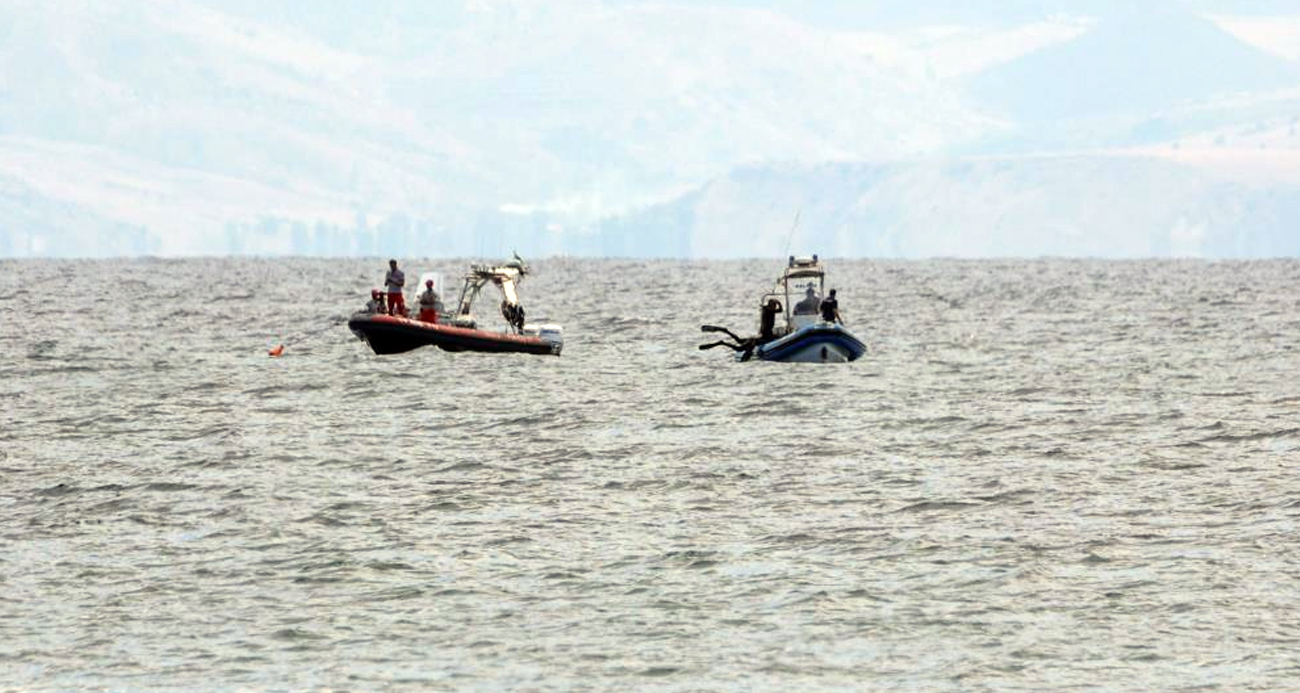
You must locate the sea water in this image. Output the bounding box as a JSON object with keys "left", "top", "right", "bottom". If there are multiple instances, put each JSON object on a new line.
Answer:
{"left": 2, "top": 257, "right": 1299, "bottom": 691}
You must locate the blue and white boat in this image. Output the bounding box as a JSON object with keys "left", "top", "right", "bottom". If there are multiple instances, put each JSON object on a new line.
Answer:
{"left": 748, "top": 320, "right": 865, "bottom": 363}
{"left": 700, "top": 255, "right": 866, "bottom": 363}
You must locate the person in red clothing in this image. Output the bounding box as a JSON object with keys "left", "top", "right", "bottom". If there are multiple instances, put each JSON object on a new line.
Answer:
{"left": 417, "top": 278, "right": 442, "bottom": 323}
{"left": 384, "top": 259, "right": 406, "bottom": 316}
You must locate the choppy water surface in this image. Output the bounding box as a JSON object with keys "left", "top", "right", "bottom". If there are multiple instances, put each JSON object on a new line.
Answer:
{"left": 2, "top": 257, "right": 1299, "bottom": 692}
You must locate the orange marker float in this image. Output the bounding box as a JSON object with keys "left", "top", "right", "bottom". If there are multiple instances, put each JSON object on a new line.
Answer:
{"left": 268, "top": 344, "right": 285, "bottom": 357}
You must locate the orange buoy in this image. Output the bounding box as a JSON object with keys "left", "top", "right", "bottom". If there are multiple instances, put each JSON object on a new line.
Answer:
{"left": 268, "top": 344, "right": 285, "bottom": 357}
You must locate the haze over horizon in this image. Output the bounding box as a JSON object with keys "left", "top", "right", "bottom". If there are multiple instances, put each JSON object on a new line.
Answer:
{"left": 2, "top": 0, "right": 1299, "bottom": 258}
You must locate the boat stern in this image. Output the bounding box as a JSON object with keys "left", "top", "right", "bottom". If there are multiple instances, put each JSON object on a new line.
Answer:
{"left": 523, "top": 323, "right": 564, "bottom": 355}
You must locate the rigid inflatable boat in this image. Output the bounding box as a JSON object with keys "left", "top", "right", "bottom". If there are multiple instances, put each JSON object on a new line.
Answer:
{"left": 700, "top": 254, "right": 865, "bottom": 363}
{"left": 350, "top": 255, "right": 563, "bottom": 356}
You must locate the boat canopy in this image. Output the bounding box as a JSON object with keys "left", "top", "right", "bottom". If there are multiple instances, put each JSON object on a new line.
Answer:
{"left": 783, "top": 255, "right": 824, "bottom": 279}
{"left": 762, "top": 254, "right": 826, "bottom": 332}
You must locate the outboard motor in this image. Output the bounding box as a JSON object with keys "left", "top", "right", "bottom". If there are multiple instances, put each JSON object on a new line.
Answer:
{"left": 523, "top": 324, "right": 564, "bottom": 355}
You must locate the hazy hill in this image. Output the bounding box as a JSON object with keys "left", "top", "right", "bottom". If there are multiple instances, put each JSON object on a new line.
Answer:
{"left": 0, "top": 0, "right": 994, "bottom": 256}
{"left": 969, "top": 6, "right": 1300, "bottom": 124}
{"left": 610, "top": 0, "right": 1300, "bottom": 31}
{"left": 0, "top": 174, "right": 155, "bottom": 257}
{"left": 593, "top": 156, "right": 1300, "bottom": 258}
{"left": 1, "top": 0, "right": 1297, "bottom": 257}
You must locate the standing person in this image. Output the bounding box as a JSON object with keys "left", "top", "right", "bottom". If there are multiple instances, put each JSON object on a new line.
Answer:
{"left": 759, "top": 298, "right": 783, "bottom": 341}
{"left": 417, "top": 278, "right": 441, "bottom": 323}
{"left": 384, "top": 259, "right": 406, "bottom": 316}
{"left": 819, "top": 288, "right": 842, "bottom": 324}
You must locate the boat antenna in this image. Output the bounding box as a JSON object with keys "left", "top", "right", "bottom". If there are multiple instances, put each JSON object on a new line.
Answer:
{"left": 781, "top": 207, "right": 802, "bottom": 261}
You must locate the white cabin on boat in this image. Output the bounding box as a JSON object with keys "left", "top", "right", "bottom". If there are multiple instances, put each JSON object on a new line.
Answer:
{"left": 762, "top": 255, "right": 826, "bottom": 337}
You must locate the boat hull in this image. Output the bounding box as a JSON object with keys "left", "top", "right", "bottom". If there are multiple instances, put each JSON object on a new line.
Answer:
{"left": 747, "top": 323, "right": 865, "bottom": 363}
{"left": 348, "top": 314, "right": 561, "bottom": 356}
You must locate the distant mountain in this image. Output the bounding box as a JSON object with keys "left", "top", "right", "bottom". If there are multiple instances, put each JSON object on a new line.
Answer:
{"left": 1, "top": 1, "right": 1297, "bottom": 257}
{"left": 592, "top": 156, "right": 1300, "bottom": 258}
{"left": 0, "top": 0, "right": 1002, "bottom": 255}
{"left": 969, "top": 6, "right": 1300, "bottom": 123}
{"left": 0, "top": 174, "right": 156, "bottom": 257}
{"left": 614, "top": 0, "right": 1300, "bottom": 31}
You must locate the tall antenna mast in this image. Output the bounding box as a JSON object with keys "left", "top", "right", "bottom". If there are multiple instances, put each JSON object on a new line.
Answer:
{"left": 782, "top": 208, "right": 802, "bottom": 260}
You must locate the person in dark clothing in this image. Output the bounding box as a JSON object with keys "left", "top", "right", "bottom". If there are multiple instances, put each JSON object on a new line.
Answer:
{"left": 820, "top": 288, "right": 841, "bottom": 324}
{"left": 759, "top": 298, "right": 783, "bottom": 341}
{"left": 793, "top": 286, "right": 820, "bottom": 315}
